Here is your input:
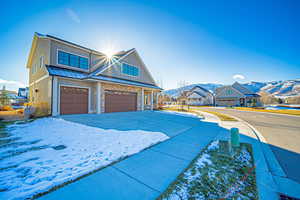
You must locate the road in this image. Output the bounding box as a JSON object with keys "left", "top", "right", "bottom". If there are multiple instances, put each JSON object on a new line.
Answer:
{"left": 198, "top": 107, "right": 300, "bottom": 184}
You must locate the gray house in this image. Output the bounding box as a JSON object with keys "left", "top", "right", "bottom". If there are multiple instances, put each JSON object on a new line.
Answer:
{"left": 215, "top": 82, "right": 261, "bottom": 107}
{"left": 184, "top": 86, "right": 214, "bottom": 106}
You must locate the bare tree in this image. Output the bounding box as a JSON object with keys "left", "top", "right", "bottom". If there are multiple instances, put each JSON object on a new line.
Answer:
{"left": 177, "top": 80, "right": 189, "bottom": 110}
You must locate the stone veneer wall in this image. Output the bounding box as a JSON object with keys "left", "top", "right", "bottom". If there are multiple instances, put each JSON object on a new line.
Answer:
{"left": 100, "top": 83, "right": 143, "bottom": 112}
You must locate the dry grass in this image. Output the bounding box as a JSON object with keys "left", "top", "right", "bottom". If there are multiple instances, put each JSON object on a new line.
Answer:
{"left": 0, "top": 110, "right": 24, "bottom": 121}
{"left": 198, "top": 110, "right": 238, "bottom": 121}
{"left": 162, "top": 106, "right": 237, "bottom": 121}
{"left": 232, "top": 107, "right": 300, "bottom": 116}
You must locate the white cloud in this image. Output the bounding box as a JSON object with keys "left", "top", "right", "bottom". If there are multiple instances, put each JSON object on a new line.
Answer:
{"left": 0, "top": 78, "right": 26, "bottom": 91}
{"left": 66, "top": 8, "right": 81, "bottom": 23}
{"left": 233, "top": 74, "right": 245, "bottom": 80}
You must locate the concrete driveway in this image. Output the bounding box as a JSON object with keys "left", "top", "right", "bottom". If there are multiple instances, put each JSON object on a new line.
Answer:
{"left": 40, "top": 111, "right": 224, "bottom": 200}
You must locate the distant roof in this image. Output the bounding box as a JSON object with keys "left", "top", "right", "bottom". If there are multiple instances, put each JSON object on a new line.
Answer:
{"left": 187, "top": 91, "right": 206, "bottom": 98}
{"left": 232, "top": 82, "right": 254, "bottom": 94}
{"left": 46, "top": 65, "right": 162, "bottom": 90}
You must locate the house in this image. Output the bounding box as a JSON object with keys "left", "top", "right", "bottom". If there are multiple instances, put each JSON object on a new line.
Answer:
{"left": 179, "top": 86, "right": 214, "bottom": 106}
{"left": 18, "top": 87, "right": 29, "bottom": 98}
{"left": 26, "top": 33, "right": 162, "bottom": 116}
{"left": 0, "top": 86, "right": 19, "bottom": 105}
{"left": 215, "top": 82, "right": 261, "bottom": 107}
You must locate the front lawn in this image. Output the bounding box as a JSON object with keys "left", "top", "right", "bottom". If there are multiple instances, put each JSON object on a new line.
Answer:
{"left": 232, "top": 107, "right": 300, "bottom": 116}
{"left": 0, "top": 118, "right": 169, "bottom": 200}
{"left": 158, "top": 140, "right": 258, "bottom": 200}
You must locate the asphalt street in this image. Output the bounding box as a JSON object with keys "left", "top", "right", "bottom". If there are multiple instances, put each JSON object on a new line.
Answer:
{"left": 198, "top": 107, "right": 300, "bottom": 184}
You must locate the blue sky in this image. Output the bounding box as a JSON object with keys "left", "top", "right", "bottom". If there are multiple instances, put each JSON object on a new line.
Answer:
{"left": 0, "top": 0, "right": 299, "bottom": 90}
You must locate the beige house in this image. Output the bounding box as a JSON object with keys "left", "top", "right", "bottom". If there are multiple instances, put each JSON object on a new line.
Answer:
{"left": 215, "top": 82, "right": 261, "bottom": 107}
{"left": 27, "top": 33, "right": 162, "bottom": 116}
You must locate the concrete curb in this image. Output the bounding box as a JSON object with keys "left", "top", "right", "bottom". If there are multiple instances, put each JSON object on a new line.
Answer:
{"left": 198, "top": 109, "right": 300, "bottom": 199}
{"left": 193, "top": 110, "right": 279, "bottom": 200}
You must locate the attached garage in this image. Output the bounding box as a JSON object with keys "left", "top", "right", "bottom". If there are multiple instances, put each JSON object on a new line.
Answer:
{"left": 105, "top": 90, "right": 137, "bottom": 113}
{"left": 60, "top": 86, "right": 89, "bottom": 115}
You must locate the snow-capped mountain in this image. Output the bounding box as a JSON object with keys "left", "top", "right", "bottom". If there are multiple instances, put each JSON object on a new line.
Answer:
{"left": 259, "top": 79, "right": 300, "bottom": 98}
{"left": 163, "top": 83, "right": 222, "bottom": 98}
{"left": 163, "top": 79, "right": 300, "bottom": 98}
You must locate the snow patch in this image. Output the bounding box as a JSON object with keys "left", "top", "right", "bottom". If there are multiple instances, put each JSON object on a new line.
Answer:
{"left": 0, "top": 118, "right": 169, "bottom": 200}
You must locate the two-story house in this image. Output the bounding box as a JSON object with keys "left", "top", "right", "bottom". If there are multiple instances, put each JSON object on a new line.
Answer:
{"left": 26, "top": 33, "right": 162, "bottom": 116}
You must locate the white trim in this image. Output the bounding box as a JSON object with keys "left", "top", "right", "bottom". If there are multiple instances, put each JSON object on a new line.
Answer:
{"left": 96, "top": 48, "right": 136, "bottom": 75}
{"left": 96, "top": 82, "right": 102, "bottom": 114}
{"left": 58, "top": 83, "right": 92, "bottom": 115}
{"left": 29, "top": 74, "right": 49, "bottom": 87}
{"left": 84, "top": 78, "right": 161, "bottom": 91}
{"left": 52, "top": 76, "right": 59, "bottom": 116}
{"left": 56, "top": 49, "right": 89, "bottom": 72}
{"left": 151, "top": 90, "right": 154, "bottom": 110}
{"left": 141, "top": 88, "right": 144, "bottom": 111}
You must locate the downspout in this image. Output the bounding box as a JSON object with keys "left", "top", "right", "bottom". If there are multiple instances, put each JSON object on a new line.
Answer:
{"left": 50, "top": 76, "right": 53, "bottom": 116}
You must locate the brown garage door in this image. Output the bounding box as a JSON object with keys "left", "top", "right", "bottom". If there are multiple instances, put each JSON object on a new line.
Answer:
{"left": 60, "top": 86, "right": 88, "bottom": 115}
{"left": 105, "top": 90, "right": 137, "bottom": 113}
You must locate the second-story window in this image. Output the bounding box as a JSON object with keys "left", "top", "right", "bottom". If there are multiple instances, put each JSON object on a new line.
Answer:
{"left": 122, "top": 63, "right": 139, "bottom": 76}
{"left": 58, "top": 50, "right": 89, "bottom": 70}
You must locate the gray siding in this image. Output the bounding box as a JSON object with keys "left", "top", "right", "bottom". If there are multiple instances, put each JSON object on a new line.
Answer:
{"left": 49, "top": 40, "right": 90, "bottom": 71}
{"left": 100, "top": 51, "right": 156, "bottom": 85}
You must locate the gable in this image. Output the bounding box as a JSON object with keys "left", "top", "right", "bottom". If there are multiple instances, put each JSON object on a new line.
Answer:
{"left": 232, "top": 82, "right": 253, "bottom": 94}
{"left": 99, "top": 50, "right": 157, "bottom": 85}
{"left": 187, "top": 92, "right": 204, "bottom": 99}
{"left": 191, "top": 86, "right": 212, "bottom": 96}
{"left": 215, "top": 86, "right": 244, "bottom": 98}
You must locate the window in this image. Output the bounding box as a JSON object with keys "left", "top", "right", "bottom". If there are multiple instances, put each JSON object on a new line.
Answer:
{"left": 122, "top": 63, "right": 139, "bottom": 76}
{"left": 39, "top": 56, "right": 44, "bottom": 68}
{"left": 69, "top": 54, "right": 79, "bottom": 67}
{"left": 58, "top": 50, "right": 89, "bottom": 69}
{"left": 79, "top": 57, "right": 88, "bottom": 69}
{"left": 58, "top": 51, "right": 69, "bottom": 65}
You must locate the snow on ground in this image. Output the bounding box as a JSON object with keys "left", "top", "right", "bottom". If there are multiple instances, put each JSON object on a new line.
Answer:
{"left": 158, "top": 110, "right": 201, "bottom": 118}
{"left": 0, "top": 118, "right": 169, "bottom": 200}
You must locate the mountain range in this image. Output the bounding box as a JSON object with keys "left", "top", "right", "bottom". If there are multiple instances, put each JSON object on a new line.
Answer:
{"left": 163, "top": 79, "right": 300, "bottom": 98}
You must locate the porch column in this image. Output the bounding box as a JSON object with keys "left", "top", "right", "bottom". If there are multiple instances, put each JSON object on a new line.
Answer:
{"left": 156, "top": 92, "right": 159, "bottom": 108}
{"left": 96, "top": 82, "right": 102, "bottom": 114}
{"left": 151, "top": 90, "right": 154, "bottom": 110}
{"left": 141, "top": 88, "right": 144, "bottom": 111}
{"left": 52, "top": 76, "right": 58, "bottom": 116}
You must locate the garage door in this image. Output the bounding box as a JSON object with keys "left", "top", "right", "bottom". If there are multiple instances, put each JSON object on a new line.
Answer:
{"left": 105, "top": 90, "right": 137, "bottom": 113}
{"left": 60, "top": 86, "right": 88, "bottom": 115}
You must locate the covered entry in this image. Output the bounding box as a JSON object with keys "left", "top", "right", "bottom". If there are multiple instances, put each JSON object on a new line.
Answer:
{"left": 60, "top": 86, "right": 89, "bottom": 114}
{"left": 104, "top": 90, "right": 137, "bottom": 113}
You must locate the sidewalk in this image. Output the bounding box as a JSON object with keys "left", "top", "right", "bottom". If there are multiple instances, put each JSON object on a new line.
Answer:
{"left": 40, "top": 113, "right": 224, "bottom": 200}
{"left": 194, "top": 110, "right": 300, "bottom": 199}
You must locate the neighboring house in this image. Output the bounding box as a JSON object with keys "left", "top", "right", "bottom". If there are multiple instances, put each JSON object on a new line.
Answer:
{"left": 180, "top": 86, "right": 214, "bottom": 106}
{"left": 0, "top": 86, "right": 19, "bottom": 105}
{"left": 18, "top": 87, "right": 29, "bottom": 98}
{"left": 26, "top": 32, "right": 162, "bottom": 116}
{"left": 215, "top": 82, "right": 261, "bottom": 107}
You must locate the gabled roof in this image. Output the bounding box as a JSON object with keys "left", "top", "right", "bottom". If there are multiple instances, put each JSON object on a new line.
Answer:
{"left": 232, "top": 82, "right": 253, "bottom": 94}
{"left": 190, "top": 85, "right": 211, "bottom": 94}
{"left": 187, "top": 91, "right": 206, "bottom": 98}
{"left": 46, "top": 65, "right": 162, "bottom": 90}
